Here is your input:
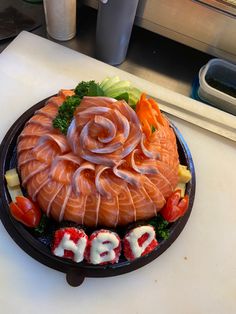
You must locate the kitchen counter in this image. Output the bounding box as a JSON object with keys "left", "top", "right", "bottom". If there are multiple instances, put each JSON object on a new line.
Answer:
{"left": 0, "top": 2, "right": 213, "bottom": 97}
{"left": 1, "top": 3, "right": 236, "bottom": 314}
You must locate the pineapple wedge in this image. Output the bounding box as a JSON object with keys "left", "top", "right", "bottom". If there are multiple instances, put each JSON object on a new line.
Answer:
{"left": 178, "top": 165, "right": 192, "bottom": 183}
{"left": 5, "top": 168, "right": 20, "bottom": 187}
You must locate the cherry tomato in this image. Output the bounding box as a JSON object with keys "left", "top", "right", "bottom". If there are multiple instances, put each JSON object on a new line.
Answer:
{"left": 160, "top": 190, "right": 189, "bottom": 222}
{"left": 9, "top": 196, "right": 41, "bottom": 228}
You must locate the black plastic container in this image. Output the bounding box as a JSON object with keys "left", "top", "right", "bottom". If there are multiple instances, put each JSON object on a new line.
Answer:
{"left": 0, "top": 97, "right": 196, "bottom": 286}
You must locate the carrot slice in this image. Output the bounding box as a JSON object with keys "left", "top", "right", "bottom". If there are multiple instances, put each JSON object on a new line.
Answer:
{"left": 136, "top": 93, "right": 164, "bottom": 138}
{"left": 59, "top": 89, "right": 75, "bottom": 99}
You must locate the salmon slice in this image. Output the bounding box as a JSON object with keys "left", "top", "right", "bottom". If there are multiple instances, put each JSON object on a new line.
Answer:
{"left": 46, "top": 95, "right": 64, "bottom": 107}
{"left": 36, "top": 102, "right": 59, "bottom": 119}
{"left": 112, "top": 100, "right": 141, "bottom": 126}
{"left": 36, "top": 179, "right": 63, "bottom": 216}
{"left": 50, "top": 185, "right": 72, "bottom": 221}
{"left": 72, "top": 162, "right": 96, "bottom": 195}
{"left": 129, "top": 185, "right": 156, "bottom": 221}
{"left": 155, "top": 160, "right": 178, "bottom": 189}
{"left": 18, "top": 150, "right": 35, "bottom": 170}
{"left": 127, "top": 149, "right": 159, "bottom": 174}
{"left": 159, "top": 147, "right": 179, "bottom": 169}
{"left": 140, "top": 133, "right": 161, "bottom": 159}
{"left": 117, "top": 186, "right": 136, "bottom": 226}
{"left": 56, "top": 152, "right": 82, "bottom": 165}
{"left": 95, "top": 166, "right": 124, "bottom": 197}
{"left": 92, "top": 115, "right": 116, "bottom": 143}
{"left": 37, "top": 133, "right": 70, "bottom": 154}
{"left": 83, "top": 193, "right": 100, "bottom": 227}
{"left": 142, "top": 175, "right": 166, "bottom": 210}
{"left": 50, "top": 159, "right": 78, "bottom": 184}
{"left": 59, "top": 89, "right": 75, "bottom": 99}
{"left": 17, "top": 136, "right": 40, "bottom": 154}
{"left": 26, "top": 169, "right": 50, "bottom": 200}
{"left": 63, "top": 191, "right": 87, "bottom": 224}
{"left": 19, "top": 124, "right": 49, "bottom": 139}
{"left": 148, "top": 173, "right": 173, "bottom": 199}
{"left": 97, "top": 195, "right": 119, "bottom": 227}
{"left": 32, "top": 140, "right": 60, "bottom": 164}
{"left": 20, "top": 160, "right": 48, "bottom": 186}
{"left": 27, "top": 113, "right": 53, "bottom": 129}
{"left": 155, "top": 127, "right": 178, "bottom": 160}
{"left": 75, "top": 96, "right": 116, "bottom": 114}
{"left": 113, "top": 161, "right": 142, "bottom": 187}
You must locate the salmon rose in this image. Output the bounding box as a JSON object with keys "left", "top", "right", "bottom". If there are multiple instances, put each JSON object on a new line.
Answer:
{"left": 67, "top": 97, "right": 142, "bottom": 167}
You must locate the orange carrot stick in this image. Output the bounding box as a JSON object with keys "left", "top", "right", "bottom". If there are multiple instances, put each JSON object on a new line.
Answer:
{"left": 136, "top": 93, "right": 164, "bottom": 138}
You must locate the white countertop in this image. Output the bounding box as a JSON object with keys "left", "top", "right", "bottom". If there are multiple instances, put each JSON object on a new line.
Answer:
{"left": 0, "top": 32, "right": 236, "bottom": 314}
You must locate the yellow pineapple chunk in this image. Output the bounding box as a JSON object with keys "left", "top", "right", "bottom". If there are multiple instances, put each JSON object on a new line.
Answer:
{"left": 7, "top": 185, "right": 23, "bottom": 201}
{"left": 5, "top": 168, "right": 20, "bottom": 187}
{"left": 175, "top": 182, "right": 186, "bottom": 198}
{"left": 178, "top": 165, "right": 192, "bottom": 183}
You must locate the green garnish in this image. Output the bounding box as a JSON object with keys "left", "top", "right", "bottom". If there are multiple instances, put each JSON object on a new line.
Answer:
{"left": 34, "top": 214, "right": 49, "bottom": 234}
{"left": 115, "top": 92, "right": 129, "bottom": 103}
{"left": 53, "top": 81, "right": 104, "bottom": 134}
{"left": 53, "top": 95, "right": 80, "bottom": 134}
{"left": 129, "top": 103, "right": 137, "bottom": 111}
{"left": 151, "top": 125, "right": 156, "bottom": 133}
{"left": 148, "top": 214, "right": 169, "bottom": 240}
{"left": 74, "top": 80, "right": 104, "bottom": 97}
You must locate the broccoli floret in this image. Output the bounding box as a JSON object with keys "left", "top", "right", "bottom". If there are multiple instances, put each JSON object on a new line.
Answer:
{"left": 53, "top": 95, "right": 81, "bottom": 134}
{"left": 74, "top": 80, "right": 104, "bottom": 97}
{"left": 148, "top": 214, "right": 170, "bottom": 240}
{"left": 53, "top": 80, "right": 104, "bottom": 134}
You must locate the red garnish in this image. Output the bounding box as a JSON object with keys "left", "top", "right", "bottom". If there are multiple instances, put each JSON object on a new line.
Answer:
{"left": 9, "top": 196, "right": 41, "bottom": 228}
{"left": 160, "top": 190, "right": 189, "bottom": 222}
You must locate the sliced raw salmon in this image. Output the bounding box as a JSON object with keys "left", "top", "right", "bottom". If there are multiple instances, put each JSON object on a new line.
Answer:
{"left": 36, "top": 179, "right": 63, "bottom": 216}
{"left": 117, "top": 185, "right": 135, "bottom": 226}
{"left": 19, "top": 124, "right": 49, "bottom": 139}
{"left": 50, "top": 159, "right": 78, "bottom": 184}
{"left": 20, "top": 160, "right": 48, "bottom": 186}
{"left": 18, "top": 150, "right": 35, "bottom": 169}
{"left": 27, "top": 169, "right": 51, "bottom": 201}
{"left": 46, "top": 95, "right": 64, "bottom": 107}
{"left": 50, "top": 185, "right": 72, "bottom": 221}
{"left": 59, "top": 89, "right": 75, "bottom": 99}
{"left": 129, "top": 186, "right": 156, "bottom": 221}
{"left": 27, "top": 113, "right": 53, "bottom": 129}
{"left": 147, "top": 173, "right": 173, "bottom": 199}
{"left": 32, "top": 139, "right": 60, "bottom": 165}
{"left": 17, "top": 93, "right": 180, "bottom": 227}
{"left": 141, "top": 175, "right": 166, "bottom": 210}
{"left": 98, "top": 196, "right": 119, "bottom": 227}
{"left": 63, "top": 191, "right": 87, "bottom": 223}
{"left": 83, "top": 193, "right": 100, "bottom": 227}
{"left": 36, "top": 102, "right": 59, "bottom": 119}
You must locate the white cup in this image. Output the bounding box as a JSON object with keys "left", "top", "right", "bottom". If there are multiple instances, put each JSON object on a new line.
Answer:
{"left": 43, "top": 0, "right": 77, "bottom": 41}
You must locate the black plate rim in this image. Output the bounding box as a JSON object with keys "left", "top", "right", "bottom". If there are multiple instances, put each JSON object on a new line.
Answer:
{"left": 0, "top": 97, "right": 196, "bottom": 279}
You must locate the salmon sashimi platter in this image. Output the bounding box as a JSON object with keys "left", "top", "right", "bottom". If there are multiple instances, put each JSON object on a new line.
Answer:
{"left": 0, "top": 77, "right": 195, "bottom": 285}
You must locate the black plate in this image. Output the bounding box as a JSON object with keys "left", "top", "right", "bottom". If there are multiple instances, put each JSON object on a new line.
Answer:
{"left": 0, "top": 97, "right": 196, "bottom": 286}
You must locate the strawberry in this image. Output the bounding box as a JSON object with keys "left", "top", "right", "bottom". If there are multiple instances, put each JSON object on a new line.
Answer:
{"left": 51, "top": 227, "right": 88, "bottom": 263}
{"left": 123, "top": 225, "right": 158, "bottom": 261}
{"left": 85, "top": 229, "right": 121, "bottom": 265}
